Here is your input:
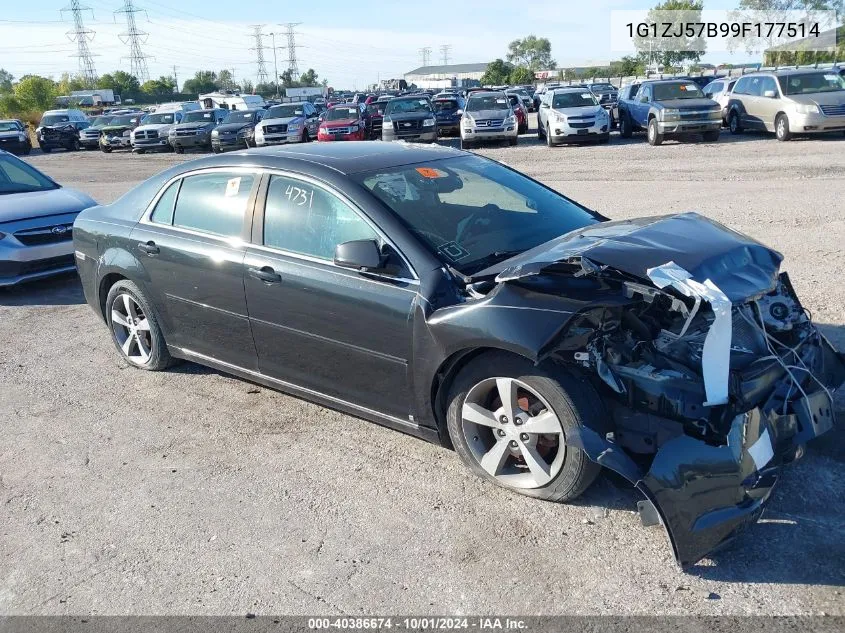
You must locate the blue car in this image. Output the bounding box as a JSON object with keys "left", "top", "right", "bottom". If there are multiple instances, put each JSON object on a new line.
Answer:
{"left": 432, "top": 95, "right": 465, "bottom": 137}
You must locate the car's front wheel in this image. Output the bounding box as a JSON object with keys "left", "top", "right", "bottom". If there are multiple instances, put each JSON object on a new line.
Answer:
{"left": 619, "top": 113, "right": 632, "bottom": 138}
{"left": 776, "top": 113, "right": 792, "bottom": 141}
{"left": 106, "top": 280, "right": 172, "bottom": 371}
{"left": 446, "top": 353, "right": 601, "bottom": 502}
{"left": 647, "top": 118, "right": 663, "bottom": 145}
{"left": 728, "top": 111, "right": 743, "bottom": 134}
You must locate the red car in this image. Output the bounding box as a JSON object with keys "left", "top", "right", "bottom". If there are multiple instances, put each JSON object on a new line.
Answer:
{"left": 507, "top": 94, "right": 529, "bottom": 134}
{"left": 317, "top": 105, "right": 368, "bottom": 141}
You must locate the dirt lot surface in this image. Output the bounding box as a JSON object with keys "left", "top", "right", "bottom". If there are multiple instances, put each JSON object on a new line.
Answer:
{"left": 2, "top": 122, "right": 845, "bottom": 616}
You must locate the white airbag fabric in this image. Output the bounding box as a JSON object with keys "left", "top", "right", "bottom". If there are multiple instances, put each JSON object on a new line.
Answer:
{"left": 646, "top": 261, "right": 732, "bottom": 406}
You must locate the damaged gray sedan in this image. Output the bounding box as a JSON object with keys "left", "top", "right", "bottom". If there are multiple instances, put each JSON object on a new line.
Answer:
{"left": 73, "top": 143, "right": 845, "bottom": 568}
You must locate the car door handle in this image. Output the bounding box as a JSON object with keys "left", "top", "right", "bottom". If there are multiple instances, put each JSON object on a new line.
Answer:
{"left": 248, "top": 266, "right": 282, "bottom": 284}
{"left": 137, "top": 241, "right": 160, "bottom": 255}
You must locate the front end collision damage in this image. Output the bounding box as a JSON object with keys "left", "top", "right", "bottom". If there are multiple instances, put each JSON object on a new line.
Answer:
{"left": 424, "top": 212, "right": 845, "bottom": 568}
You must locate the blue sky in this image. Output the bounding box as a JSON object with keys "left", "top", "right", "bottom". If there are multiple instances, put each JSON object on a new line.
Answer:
{"left": 1, "top": 0, "right": 757, "bottom": 89}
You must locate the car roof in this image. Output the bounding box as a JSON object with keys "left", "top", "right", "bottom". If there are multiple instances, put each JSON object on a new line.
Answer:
{"left": 467, "top": 91, "right": 505, "bottom": 98}
{"left": 744, "top": 68, "right": 837, "bottom": 77}
{"left": 164, "top": 142, "right": 463, "bottom": 178}
{"left": 550, "top": 87, "right": 591, "bottom": 93}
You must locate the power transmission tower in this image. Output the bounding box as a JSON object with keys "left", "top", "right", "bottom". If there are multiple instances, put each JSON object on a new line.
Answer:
{"left": 115, "top": 0, "right": 152, "bottom": 83}
{"left": 440, "top": 44, "right": 451, "bottom": 66}
{"left": 282, "top": 22, "right": 301, "bottom": 82}
{"left": 419, "top": 47, "right": 431, "bottom": 67}
{"left": 61, "top": 0, "right": 98, "bottom": 86}
{"left": 249, "top": 25, "right": 269, "bottom": 86}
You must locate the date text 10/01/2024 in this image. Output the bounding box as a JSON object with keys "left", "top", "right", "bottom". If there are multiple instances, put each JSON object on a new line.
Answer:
{"left": 625, "top": 21, "right": 821, "bottom": 40}
{"left": 307, "top": 618, "right": 528, "bottom": 630}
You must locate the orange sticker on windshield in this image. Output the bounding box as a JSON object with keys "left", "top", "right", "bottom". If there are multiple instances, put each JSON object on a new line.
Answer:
{"left": 416, "top": 167, "right": 446, "bottom": 179}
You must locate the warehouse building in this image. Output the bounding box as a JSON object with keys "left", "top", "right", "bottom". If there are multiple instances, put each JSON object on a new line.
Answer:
{"left": 404, "top": 63, "right": 488, "bottom": 89}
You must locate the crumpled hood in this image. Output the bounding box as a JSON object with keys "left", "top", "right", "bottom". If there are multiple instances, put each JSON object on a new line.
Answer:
{"left": 482, "top": 212, "right": 783, "bottom": 303}
{"left": 0, "top": 187, "right": 97, "bottom": 223}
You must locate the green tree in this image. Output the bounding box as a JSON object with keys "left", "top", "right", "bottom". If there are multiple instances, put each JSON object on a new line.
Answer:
{"left": 241, "top": 78, "right": 255, "bottom": 94}
{"left": 56, "top": 73, "right": 89, "bottom": 96}
{"left": 479, "top": 59, "right": 514, "bottom": 85}
{"left": 509, "top": 66, "right": 535, "bottom": 85}
{"left": 610, "top": 55, "right": 643, "bottom": 76}
{"left": 14, "top": 75, "right": 57, "bottom": 111}
{"left": 97, "top": 71, "right": 141, "bottom": 99}
{"left": 217, "top": 69, "right": 238, "bottom": 91}
{"left": 182, "top": 71, "right": 218, "bottom": 95}
{"left": 0, "top": 93, "right": 23, "bottom": 116}
{"left": 506, "top": 35, "right": 555, "bottom": 71}
{"left": 255, "top": 82, "right": 279, "bottom": 96}
{"left": 635, "top": 0, "right": 705, "bottom": 68}
{"left": 298, "top": 68, "right": 319, "bottom": 86}
{"left": 141, "top": 76, "right": 177, "bottom": 100}
{"left": 0, "top": 69, "right": 14, "bottom": 93}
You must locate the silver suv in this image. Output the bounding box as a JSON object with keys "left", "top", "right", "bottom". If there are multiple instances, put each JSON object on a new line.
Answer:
{"left": 460, "top": 91, "right": 517, "bottom": 150}
{"left": 726, "top": 69, "right": 845, "bottom": 141}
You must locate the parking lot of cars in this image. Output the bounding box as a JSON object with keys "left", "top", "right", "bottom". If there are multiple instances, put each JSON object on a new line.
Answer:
{"left": 2, "top": 116, "right": 845, "bottom": 615}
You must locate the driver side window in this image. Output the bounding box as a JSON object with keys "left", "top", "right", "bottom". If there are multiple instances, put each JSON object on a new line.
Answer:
{"left": 263, "top": 175, "right": 379, "bottom": 261}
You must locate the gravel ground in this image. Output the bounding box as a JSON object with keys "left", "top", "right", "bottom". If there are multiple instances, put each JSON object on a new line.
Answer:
{"left": 2, "top": 122, "right": 845, "bottom": 616}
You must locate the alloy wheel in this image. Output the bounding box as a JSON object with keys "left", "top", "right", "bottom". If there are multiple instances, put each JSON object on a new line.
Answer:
{"left": 111, "top": 293, "right": 154, "bottom": 366}
{"left": 461, "top": 377, "right": 566, "bottom": 489}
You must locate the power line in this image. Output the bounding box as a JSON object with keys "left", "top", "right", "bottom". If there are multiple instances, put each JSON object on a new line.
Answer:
{"left": 282, "top": 22, "right": 301, "bottom": 82}
{"left": 249, "top": 25, "right": 269, "bottom": 86}
{"left": 61, "top": 0, "right": 98, "bottom": 85}
{"left": 419, "top": 47, "right": 431, "bottom": 67}
{"left": 440, "top": 44, "right": 451, "bottom": 66}
{"left": 115, "top": 0, "right": 152, "bottom": 83}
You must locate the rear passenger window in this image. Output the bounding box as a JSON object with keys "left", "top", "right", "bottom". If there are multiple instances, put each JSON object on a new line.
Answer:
{"left": 171, "top": 172, "right": 255, "bottom": 237}
{"left": 263, "top": 175, "right": 378, "bottom": 260}
{"left": 150, "top": 180, "right": 180, "bottom": 225}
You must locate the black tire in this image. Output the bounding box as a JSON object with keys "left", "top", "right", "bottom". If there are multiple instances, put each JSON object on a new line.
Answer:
{"left": 302, "top": 130, "right": 310, "bottom": 143}
{"left": 460, "top": 138, "right": 473, "bottom": 151}
{"left": 446, "top": 352, "right": 602, "bottom": 502}
{"left": 509, "top": 137, "right": 518, "bottom": 147}
{"left": 728, "top": 111, "right": 743, "bottom": 134}
{"left": 647, "top": 118, "right": 664, "bottom": 146}
{"left": 212, "top": 146, "right": 221, "bottom": 154}
{"left": 41, "top": 145, "right": 52, "bottom": 153}
{"left": 173, "top": 145, "right": 184, "bottom": 154}
{"left": 619, "top": 113, "right": 632, "bottom": 138}
{"left": 105, "top": 280, "right": 173, "bottom": 372}
{"left": 99, "top": 144, "right": 111, "bottom": 153}
{"left": 775, "top": 113, "right": 792, "bottom": 141}
{"left": 21, "top": 144, "right": 32, "bottom": 155}
{"left": 702, "top": 130, "right": 720, "bottom": 142}
{"left": 135, "top": 149, "right": 146, "bottom": 155}
{"left": 545, "top": 124, "right": 554, "bottom": 147}
{"left": 537, "top": 117, "right": 544, "bottom": 140}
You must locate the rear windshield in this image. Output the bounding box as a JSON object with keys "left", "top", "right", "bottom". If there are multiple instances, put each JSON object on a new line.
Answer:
{"left": 182, "top": 111, "right": 215, "bottom": 123}
{"left": 385, "top": 99, "right": 432, "bottom": 115}
{"left": 326, "top": 107, "right": 359, "bottom": 120}
{"left": 41, "top": 114, "right": 70, "bottom": 126}
{"left": 466, "top": 95, "right": 509, "bottom": 111}
{"left": 433, "top": 100, "right": 459, "bottom": 112}
{"left": 779, "top": 72, "right": 845, "bottom": 95}
{"left": 552, "top": 92, "right": 597, "bottom": 108}
{"left": 652, "top": 82, "right": 704, "bottom": 100}
{"left": 266, "top": 104, "right": 305, "bottom": 118}
{"left": 143, "top": 113, "right": 175, "bottom": 125}
{"left": 223, "top": 111, "right": 256, "bottom": 123}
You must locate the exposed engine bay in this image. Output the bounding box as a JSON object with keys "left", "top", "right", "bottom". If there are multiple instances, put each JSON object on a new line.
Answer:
{"left": 566, "top": 272, "right": 836, "bottom": 458}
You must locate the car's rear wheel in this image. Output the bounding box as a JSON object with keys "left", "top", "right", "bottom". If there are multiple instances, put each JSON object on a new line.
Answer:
{"left": 545, "top": 124, "right": 554, "bottom": 147}
{"left": 106, "top": 280, "right": 172, "bottom": 371}
{"left": 619, "top": 113, "right": 632, "bottom": 138}
{"left": 728, "top": 111, "right": 743, "bottom": 134}
{"left": 446, "top": 353, "right": 601, "bottom": 502}
{"left": 647, "top": 118, "right": 663, "bottom": 146}
{"left": 776, "top": 114, "right": 792, "bottom": 141}
{"left": 173, "top": 145, "right": 184, "bottom": 154}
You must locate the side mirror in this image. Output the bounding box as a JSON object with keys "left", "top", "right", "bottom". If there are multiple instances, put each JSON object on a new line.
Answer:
{"left": 540, "top": 103, "right": 550, "bottom": 109}
{"left": 334, "top": 239, "right": 384, "bottom": 271}
{"left": 639, "top": 95, "right": 649, "bottom": 103}
{"left": 763, "top": 89, "right": 777, "bottom": 98}
{"left": 456, "top": 109, "right": 463, "bottom": 115}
